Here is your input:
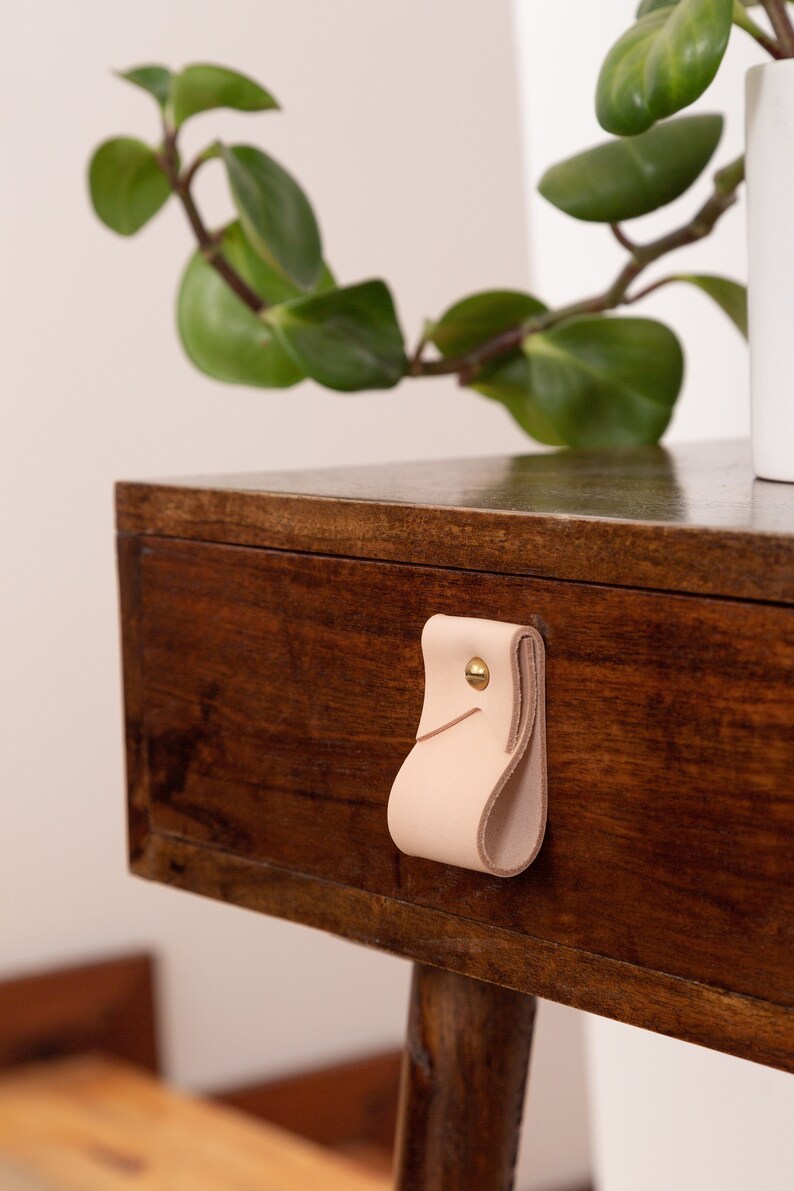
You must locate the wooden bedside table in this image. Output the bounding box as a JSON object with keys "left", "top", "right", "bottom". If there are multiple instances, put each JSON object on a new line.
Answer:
{"left": 116, "top": 441, "right": 793, "bottom": 1191}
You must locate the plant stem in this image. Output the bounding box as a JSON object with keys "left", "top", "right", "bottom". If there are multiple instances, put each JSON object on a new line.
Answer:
{"left": 412, "top": 155, "right": 745, "bottom": 381}
{"left": 761, "top": 0, "right": 794, "bottom": 56}
{"left": 159, "top": 130, "right": 265, "bottom": 315}
{"left": 733, "top": 1, "right": 786, "bottom": 57}
{"left": 610, "top": 223, "right": 638, "bottom": 252}
{"left": 181, "top": 147, "right": 213, "bottom": 192}
{"left": 408, "top": 321, "right": 434, "bottom": 372}
{"left": 624, "top": 275, "right": 682, "bottom": 305}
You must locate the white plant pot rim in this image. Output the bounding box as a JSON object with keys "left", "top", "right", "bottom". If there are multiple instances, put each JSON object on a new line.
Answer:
{"left": 745, "top": 60, "right": 794, "bottom": 483}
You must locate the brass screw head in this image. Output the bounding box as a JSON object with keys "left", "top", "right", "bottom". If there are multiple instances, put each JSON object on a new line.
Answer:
{"left": 465, "top": 656, "right": 490, "bottom": 691}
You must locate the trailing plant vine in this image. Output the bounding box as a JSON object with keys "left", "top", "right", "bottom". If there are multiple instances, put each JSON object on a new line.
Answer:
{"left": 88, "top": 0, "right": 794, "bottom": 448}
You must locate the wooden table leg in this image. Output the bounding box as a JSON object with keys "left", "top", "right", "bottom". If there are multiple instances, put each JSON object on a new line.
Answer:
{"left": 393, "top": 964, "right": 537, "bottom": 1191}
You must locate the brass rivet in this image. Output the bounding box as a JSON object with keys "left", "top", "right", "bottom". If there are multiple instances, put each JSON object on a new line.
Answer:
{"left": 465, "top": 656, "right": 490, "bottom": 691}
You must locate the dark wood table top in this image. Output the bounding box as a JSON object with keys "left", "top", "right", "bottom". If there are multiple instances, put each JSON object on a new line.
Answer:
{"left": 118, "top": 441, "right": 794, "bottom": 603}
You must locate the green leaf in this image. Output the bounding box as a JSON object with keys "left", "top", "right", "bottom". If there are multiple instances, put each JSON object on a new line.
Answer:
{"left": 538, "top": 114, "right": 722, "bottom": 222}
{"left": 172, "top": 63, "right": 278, "bottom": 126}
{"left": 473, "top": 355, "right": 568, "bottom": 445}
{"left": 88, "top": 137, "right": 171, "bottom": 236}
{"left": 117, "top": 64, "right": 172, "bottom": 108}
{"left": 521, "top": 316, "right": 683, "bottom": 446}
{"left": 177, "top": 221, "right": 334, "bottom": 389}
{"left": 597, "top": 0, "right": 733, "bottom": 136}
{"left": 264, "top": 280, "right": 406, "bottom": 391}
{"left": 637, "top": 0, "right": 676, "bottom": 12}
{"left": 221, "top": 144, "right": 322, "bottom": 292}
{"left": 674, "top": 274, "right": 748, "bottom": 336}
{"left": 640, "top": 0, "right": 759, "bottom": 16}
{"left": 648, "top": 0, "right": 756, "bottom": 21}
{"left": 473, "top": 317, "right": 684, "bottom": 447}
{"left": 431, "top": 291, "right": 547, "bottom": 358}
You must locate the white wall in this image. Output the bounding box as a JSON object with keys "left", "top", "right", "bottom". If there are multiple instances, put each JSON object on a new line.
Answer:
{"left": 0, "top": 3, "right": 589, "bottom": 1189}
{"left": 512, "top": 4, "right": 794, "bottom": 1189}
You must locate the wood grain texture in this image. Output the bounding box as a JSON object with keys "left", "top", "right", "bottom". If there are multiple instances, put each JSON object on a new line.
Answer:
{"left": 116, "top": 445, "right": 794, "bottom": 1077}
{"left": 135, "top": 833, "right": 794, "bottom": 1073}
{"left": 116, "top": 442, "right": 794, "bottom": 603}
{"left": 0, "top": 955, "right": 158, "bottom": 1074}
{"left": 117, "top": 536, "right": 149, "bottom": 865}
{"left": 132, "top": 539, "right": 794, "bottom": 1012}
{"left": 394, "top": 965, "right": 535, "bottom": 1191}
{"left": 0, "top": 1056, "right": 389, "bottom": 1191}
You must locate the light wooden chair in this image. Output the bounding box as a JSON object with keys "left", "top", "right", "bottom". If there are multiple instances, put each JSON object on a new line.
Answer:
{"left": 0, "top": 1056, "right": 389, "bottom": 1191}
{"left": 0, "top": 954, "right": 388, "bottom": 1190}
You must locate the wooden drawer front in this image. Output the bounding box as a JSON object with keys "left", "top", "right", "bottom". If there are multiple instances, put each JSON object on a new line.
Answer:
{"left": 133, "top": 536, "right": 793, "bottom": 1009}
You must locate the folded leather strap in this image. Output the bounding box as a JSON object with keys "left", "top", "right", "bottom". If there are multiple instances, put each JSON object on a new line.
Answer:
{"left": 388, "top": 614, "right": 547, "bottom": 878}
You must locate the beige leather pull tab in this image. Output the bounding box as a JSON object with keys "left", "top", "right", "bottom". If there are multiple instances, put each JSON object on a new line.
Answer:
{"left": 388, "top": 614, "right": 547, "bottom": 878}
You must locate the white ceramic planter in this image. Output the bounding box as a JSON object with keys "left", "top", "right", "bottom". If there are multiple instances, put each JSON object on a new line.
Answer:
{"left": 746, "top": 61, "right": 794, "bottom": 482}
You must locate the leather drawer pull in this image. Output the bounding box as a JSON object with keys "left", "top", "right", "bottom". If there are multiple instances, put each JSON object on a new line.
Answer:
{"left": 388, "top": 615, "right": 547, "bottom": 878}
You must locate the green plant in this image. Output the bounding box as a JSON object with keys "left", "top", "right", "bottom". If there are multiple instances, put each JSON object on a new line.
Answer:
{"left": 88, "top": 2, "right": 794, "bottom": 448}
